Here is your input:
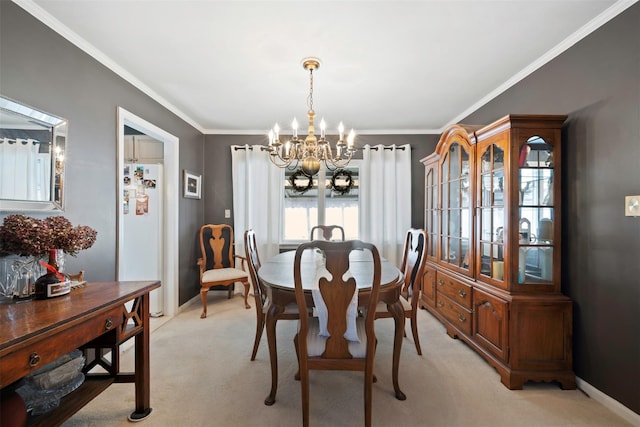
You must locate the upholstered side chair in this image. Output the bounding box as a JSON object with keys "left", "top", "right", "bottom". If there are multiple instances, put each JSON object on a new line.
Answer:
{"left": 197, "top": 224, "right": 250, "bottom": 319}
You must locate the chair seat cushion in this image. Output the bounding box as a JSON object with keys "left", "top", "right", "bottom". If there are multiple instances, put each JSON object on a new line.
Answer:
{"left": 305, "top": 317, "right": 368, "bottom": 358}
{"left": 202, "top": 267, "right": 248, "bottom": 284}
{"left": 375, "top": 294, "right": 411, "bottom": 313}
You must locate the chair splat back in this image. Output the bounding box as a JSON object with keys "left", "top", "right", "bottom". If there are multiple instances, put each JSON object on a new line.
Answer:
{"left": 318, "top": 250, "right": 357, "bottom": 358}
{"left": 201, "top": 225, "right": 234, "bottom": 270}
{"left": 294, "top": 240, "right": 381, "bottom": 360}
{"left": 309, "top": 225, "right": 346, "bottom": 241}
{"left": 401, "top": 229, "right": 426, "bottom": 298}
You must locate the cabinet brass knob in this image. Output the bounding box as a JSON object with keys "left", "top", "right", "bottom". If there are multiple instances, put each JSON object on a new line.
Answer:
{"left": 458, "top": 313, "right": 466, "bottom": 322}
{"left": 105, "top": 317, "right": 113, "bottom": 330}
{"left": 459, "top": 289, "right": 467, "bottom": 298}
{"left": 437, "top": 300, "right": 444, "bottom": 307}
{"left": 29, "top": 352, "right": 40, "bottom": 367}
{"left": 438, "top": 279, "right": 445, "bottom": 286}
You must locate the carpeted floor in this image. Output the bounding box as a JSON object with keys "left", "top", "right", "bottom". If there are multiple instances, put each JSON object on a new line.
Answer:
{"left": 62, "top": 292, "right": 634, "bottom": 427}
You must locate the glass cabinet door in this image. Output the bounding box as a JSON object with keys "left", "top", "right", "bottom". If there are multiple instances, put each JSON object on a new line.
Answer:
{"left": 424, "top": 161, "right": 438, "bottom": 261}
{"left": 477, "top": 143, "right": 505, "bottom": 285}
{"left": 439, "top": 142, "right": 472, "bottom": 275}
{"left": 517, "top": 136, "right": 555, "bottom": 285}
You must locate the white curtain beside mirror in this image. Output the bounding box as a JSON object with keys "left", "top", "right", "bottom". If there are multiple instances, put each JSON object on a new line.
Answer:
{"left": 0, "top": 138, "right": 51, "bottom": 201}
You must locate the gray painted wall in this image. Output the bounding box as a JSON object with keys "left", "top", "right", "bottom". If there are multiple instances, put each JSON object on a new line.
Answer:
{"left": 2, "top": 0, "right": 638, "bottom": 417}
{"left": 0, "top": 2, "right": 204, "bottom": 306}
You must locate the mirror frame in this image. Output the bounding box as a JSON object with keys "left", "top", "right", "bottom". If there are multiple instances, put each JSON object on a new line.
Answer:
{"left": 0, "top": 95, "right": 68, "bottom": 212}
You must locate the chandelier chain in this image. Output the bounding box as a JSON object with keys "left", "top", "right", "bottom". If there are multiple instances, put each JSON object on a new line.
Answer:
{"left": 308, "top": 68, "right": 314, "bottom": 113}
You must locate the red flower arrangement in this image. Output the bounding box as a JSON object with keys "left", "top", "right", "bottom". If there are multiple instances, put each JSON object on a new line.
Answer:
{"left": 0, "top": 214, "right": 97, "bottom": 257}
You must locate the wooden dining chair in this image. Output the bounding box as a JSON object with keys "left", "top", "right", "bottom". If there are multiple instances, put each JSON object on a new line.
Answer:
{"left": 293, "top": 240, "right": 381, "bottom": 427}
{"left": 244, "top": 229, "right": 301, "bottom": 361}
{"left": 309, "top": 224, "right": 345, "bottom": 241}
{"left": 197, "top": 224, "right": 250, "bottom": 319}
{"left": 374, "top": 228, "right": 427, "bottom": 355}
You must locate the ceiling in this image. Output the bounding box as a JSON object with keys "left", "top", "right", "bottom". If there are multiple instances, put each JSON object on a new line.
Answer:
{"left": 17, "top": 0, "right": 634, "bottom": 135}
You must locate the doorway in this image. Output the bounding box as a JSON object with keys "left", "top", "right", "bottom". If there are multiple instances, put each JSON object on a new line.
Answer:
{"left": 117, "top": 107, "right": 179, "bottom": 316}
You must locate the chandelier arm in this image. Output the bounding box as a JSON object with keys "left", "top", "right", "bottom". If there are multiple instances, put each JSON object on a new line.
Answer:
{"left": 286, "top": 159, "right": 301, "bottom": 171}
{"left": 320, "top": 143, "right": 332, "bottom": 162}
{"left": 269, "top": 152, "right": 294, "bottom": 169}
{"left": 327, "top": 153, "right": 353, "bottom": 169}
{"left": 324, "top": 161, "right": 339, "bottom": 172}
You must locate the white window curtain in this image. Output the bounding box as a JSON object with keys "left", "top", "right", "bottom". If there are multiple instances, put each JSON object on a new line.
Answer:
{"left": 359, "top": 144, "right": 412, "bottom": 266}
{"left": 0, "top": 139, "right": 50, "bottom": 201}
{"left": 231, "top": 145, "right": 283, "bottom": 260}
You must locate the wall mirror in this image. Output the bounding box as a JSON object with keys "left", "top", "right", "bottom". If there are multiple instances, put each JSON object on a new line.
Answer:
{"left": 0, "top": 95, "right": 67, "bottom": 211}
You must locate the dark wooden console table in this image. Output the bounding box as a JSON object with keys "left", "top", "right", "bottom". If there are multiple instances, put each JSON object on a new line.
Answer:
{"left": 0, "top": 280, "right": 160, "bottom": 426}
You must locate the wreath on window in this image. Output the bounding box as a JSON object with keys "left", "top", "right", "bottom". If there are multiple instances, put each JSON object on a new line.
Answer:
{"left": 288, "top": 169, "right": 313, "bottom": 194}
{"left": 331, "top": 169, "right": 354, "bottom": 195}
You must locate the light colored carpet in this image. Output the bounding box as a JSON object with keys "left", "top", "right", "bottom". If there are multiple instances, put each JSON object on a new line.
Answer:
{"left": 62, "top": 292, "right": 633, "bottom": 427}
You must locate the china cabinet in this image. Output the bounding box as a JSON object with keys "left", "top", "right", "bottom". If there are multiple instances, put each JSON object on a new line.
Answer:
{"left": 420, "top": 115, "right": 574, "bottom": 389}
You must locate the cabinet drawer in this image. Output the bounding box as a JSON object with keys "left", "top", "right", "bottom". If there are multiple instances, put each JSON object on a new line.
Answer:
{"left": 436, "top": 293, "right": 472, "bottom": 336}
{"left": 420, "top": 266, "right": 436, "bottom": 308}
{"left": 436, "top": 271, "right": 472, "bottom": 310}
{"left": 0, "top": 306, "right": 122, "bottom": 386}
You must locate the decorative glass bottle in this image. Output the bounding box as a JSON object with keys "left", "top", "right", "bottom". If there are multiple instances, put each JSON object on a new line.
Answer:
{"left": 34, "top": 249, "right": 70, "bottom": 299}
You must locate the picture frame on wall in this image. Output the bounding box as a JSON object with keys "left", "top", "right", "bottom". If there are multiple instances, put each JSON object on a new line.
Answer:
{"left": 183, "top": 170, "right": 201, "bottom": 199}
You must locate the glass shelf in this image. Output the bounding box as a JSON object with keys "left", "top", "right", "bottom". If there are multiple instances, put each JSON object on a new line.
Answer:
{"left": 518, "top": 136, "right": 555, "bottom": 284}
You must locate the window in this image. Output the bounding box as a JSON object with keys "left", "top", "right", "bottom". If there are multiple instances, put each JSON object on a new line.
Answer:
{"left": 282, "top": 162, "right": 360, "bottom": 242}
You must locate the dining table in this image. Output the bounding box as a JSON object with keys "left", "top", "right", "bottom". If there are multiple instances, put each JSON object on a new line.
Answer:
{"left": 257, "top": 248, "right": 407, "bottom": 405}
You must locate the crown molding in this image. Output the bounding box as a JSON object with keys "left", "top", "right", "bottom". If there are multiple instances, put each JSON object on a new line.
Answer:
{"left": 444, "top": 0, "right": 639, "bottom": 131}
{"left": 13, "top": 0, "right": 206, "bottom": 134}
{"left": 12, "top": 0, "right": 638, "bottom": 137}
{"left": 202, "top": 128, "right": 442, "bottom": 135}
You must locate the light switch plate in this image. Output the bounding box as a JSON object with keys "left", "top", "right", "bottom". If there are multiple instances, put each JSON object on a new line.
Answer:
{"left": 224, "top": 209, "right": 231, "bottom": 218}
{"left": 625, "top": 195, "right": 640, "bottom": 217}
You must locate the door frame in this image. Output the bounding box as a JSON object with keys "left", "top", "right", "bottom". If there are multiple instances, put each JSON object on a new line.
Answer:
{"left": 117, "top": 107, "right": 179, "bottom": 316}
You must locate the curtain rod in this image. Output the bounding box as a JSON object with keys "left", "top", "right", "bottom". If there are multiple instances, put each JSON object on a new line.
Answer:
{"left": 369, "top": 146, "right": 406, "bottom": 151}
{"left": 233, "top": 145, "right": 405, "bottom": 151}
{"left": 0, "top": 138, "right": 48, "bottom": 145}
{"left": 233, "top": 146, "right": 269, "bottom": 151}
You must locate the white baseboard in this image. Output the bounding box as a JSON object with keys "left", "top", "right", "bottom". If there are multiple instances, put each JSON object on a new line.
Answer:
{"left": 577, "top": 377, "right": 640, "bottom": 426}
{"left": 181, "top": 293, "right": 202, "bottom": 312}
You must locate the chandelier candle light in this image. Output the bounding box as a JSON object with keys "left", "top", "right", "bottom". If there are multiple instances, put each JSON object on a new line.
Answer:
{"left": 267, "top": 57, "right": 356, "bottom": 177}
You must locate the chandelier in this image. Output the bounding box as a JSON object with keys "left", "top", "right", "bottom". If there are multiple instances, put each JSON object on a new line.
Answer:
{"left": 267, "top": 57, "right": 356, "bottom": 177}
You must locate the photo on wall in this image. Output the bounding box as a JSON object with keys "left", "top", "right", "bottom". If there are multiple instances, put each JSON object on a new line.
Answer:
{"left": 183, "top": 170, "right": 201, "bottom": 199}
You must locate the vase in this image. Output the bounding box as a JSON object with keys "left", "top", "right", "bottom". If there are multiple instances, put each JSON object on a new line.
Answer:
{"left": 6, "top": 255, "right": 45, "bottom": 300}
{"left": 0, "top": 256, "right": 16, "bottom": 301}
{"left": 34, "top": 249, "right": 71, "bottom": 300}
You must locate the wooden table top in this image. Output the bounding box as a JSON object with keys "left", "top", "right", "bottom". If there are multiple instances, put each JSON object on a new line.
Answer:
{"left": 258, "top": 250, "right": 402, "bottom": 291}
{"left": 0, "top": 281, "right": 160, "bottom": 352}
